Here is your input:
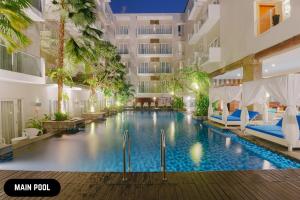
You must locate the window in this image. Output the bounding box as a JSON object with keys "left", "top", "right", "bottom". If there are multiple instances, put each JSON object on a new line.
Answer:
{"left": 116, "top": 26, "right": 129, "bottom": 35}
{"left": 255, "top": 0, "right": 291, "bottom": 35}
{"left": 117, "top": 44, "right": 129, "bottom": 54}
{"left": 178, "top": 24, "right": 184, "bottom": 37}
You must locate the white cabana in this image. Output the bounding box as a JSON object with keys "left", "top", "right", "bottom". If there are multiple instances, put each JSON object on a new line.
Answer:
{"left": 242, "top": 74, "right": 300, "bottom": 150}
{"left": 208, "top": 86, "right": 242, "bottom": 126}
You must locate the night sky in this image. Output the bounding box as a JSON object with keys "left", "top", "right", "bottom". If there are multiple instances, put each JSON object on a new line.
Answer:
{"left": 110, "top": 0, "right": 189, "bottom": 13}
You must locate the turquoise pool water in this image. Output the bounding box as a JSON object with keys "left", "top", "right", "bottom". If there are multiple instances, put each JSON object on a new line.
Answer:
{"left": 0, "top": 111, "right": 299, "bottom": 172}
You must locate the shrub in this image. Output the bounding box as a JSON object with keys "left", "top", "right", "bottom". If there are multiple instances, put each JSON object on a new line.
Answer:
{"left": 54, "top": 112, "right": 69, "bottom": 121}
{"left": 26, "top": 118, "right": 43, "bottom": 130}
{"left": 172, "top": 96, "right": 184, "bottom": 110}
{"left": 195, "top": 94, "right": 209, "bottom": 116}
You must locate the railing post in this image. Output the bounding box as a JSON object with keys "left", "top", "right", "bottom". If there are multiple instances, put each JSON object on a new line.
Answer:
{"left": 160, "top": 129, "right": 167, "bottom": 181}
{"left": 122, "top": 131, "right": 128, "bottom": 181}
{"left": 127, "top": 130, "right": 131, "bottom": 172}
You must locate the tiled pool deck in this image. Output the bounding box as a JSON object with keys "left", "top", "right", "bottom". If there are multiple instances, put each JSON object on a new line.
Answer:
{"left": 1, "top": 170, "right": 300, "bottom": 199}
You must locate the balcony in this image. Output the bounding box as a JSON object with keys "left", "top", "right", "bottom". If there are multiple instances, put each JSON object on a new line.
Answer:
{"left": 24, "top": 0, "right": 44, "bottom": 22}
{"left": 188, "top": 3, "right": 220, "bottom": 45}
{"left": 199, "top": 47, "right": 221, "bottom": 73}
{"left": 137, "top": 44, "right": 173, "bottom": 57}
{"left": 138, "top": 63, "right": 172, "bottom": 76}
{"left": 115, "top": 26, "right": 129, "bottom": 39}
{"left": 0, "top": 45, "right": 45, "bottom": 84}
{"left": 137, "top": 25, "right": 173, "bottom": 38}
{"left": 96, "top": 0, "right": 114, "bottom": 25}
{"left": 186, "top": 0, "right": 207, "bottom": 21}
{"left": 138, "top": 83, "right": 168, "bottom": 94}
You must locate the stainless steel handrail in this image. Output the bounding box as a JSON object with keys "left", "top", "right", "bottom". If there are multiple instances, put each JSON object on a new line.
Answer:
{"left": 122, "top": 130, "right": 128, "bottom": 181}
{"left": 122, "top": 130, "right": 130, "bottom": 181}
{"left": 160, "top": 129, "right": 167, "bottom": 181}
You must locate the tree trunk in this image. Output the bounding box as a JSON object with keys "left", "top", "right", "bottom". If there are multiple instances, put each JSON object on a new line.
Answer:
{"left": 57, "top": 1, "right": 65, "bottom": 113}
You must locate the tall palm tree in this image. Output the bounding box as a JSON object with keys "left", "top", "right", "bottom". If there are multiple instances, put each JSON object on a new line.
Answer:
{"left": 52, "top": 0, "right": 98, "bottom": 112}
{"left": 0, "top": 0, "right": 32, "bottom": 53}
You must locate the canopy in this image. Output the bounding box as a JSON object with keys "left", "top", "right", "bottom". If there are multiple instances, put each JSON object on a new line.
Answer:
{"left": 241, "top": 74, "right": 300, "bottom": 147}
{"left": 208, "top": 86, "right": 242, "bottom": 122}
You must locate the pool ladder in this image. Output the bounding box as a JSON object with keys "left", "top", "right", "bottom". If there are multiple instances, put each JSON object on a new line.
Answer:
{"left": 160, "top": 129, "right": 167, "bottom": 181}
{"left": 122, "top": 129, "right": 167, "bottom": 182}
{"left": 122, "top": 130, "right": 131, "bottom": 181}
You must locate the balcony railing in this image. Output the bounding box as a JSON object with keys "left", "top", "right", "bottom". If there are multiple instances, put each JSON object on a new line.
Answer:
{"left": 0, "top": 45, "right": 42, "bottom": 77}
{"left": 137, "top": 25, "right": 173, "bottom": 35}
{"left": 138, "top": 84, "right": 168, "bottom": 93}
{"left": 138, "top": 63, "right": 172, "bottom": 74}
{"left": 116, "top": 26, "right": 129, "bottom": 35}
{"left": 118, "top": 48, "right": 129, "bottom": 55}
{"left": 30, "top": 0, "right": 43, "bottom": 12}
{"left": 138, "top": 44, "right": 172, "bottom": 55}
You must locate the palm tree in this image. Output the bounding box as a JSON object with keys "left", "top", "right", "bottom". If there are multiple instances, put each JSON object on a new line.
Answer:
{"left": 0, "top": 0, "right": 32, "bottom": 53}
{"left": 51, "top": 0, "right": 99, "bottom": 113}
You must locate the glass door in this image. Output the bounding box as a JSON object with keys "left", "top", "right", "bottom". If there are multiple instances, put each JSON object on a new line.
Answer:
{"left": 0, "top": 101, "right": 15, "bottom": 144}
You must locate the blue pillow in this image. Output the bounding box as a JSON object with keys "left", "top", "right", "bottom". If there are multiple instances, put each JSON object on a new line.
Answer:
{"left": 276, "top": 115, "right": 300, "bottom": 128}
{"left": 248, "top": 111, "right": 259, "bottom": 120}
{"left": 230, "top": 109, "right": 241, "bottom": 118}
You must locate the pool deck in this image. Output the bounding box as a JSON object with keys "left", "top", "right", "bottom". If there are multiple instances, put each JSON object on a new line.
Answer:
{"left": 1, "top": 170, "right": 300, "bottom": 199}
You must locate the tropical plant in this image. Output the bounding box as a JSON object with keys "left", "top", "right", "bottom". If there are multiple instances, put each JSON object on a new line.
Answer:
{"left": 116, "top": 83, "right": 135, "bottom": 105}
{"left": 172, "top": 96, "right": 185, "bottom": 110}
{"left": 26, "top": 118, "right": 43, "bottom": 130}
{"left": 51, "top": 0, "right": 102, "bottom": 113}
{"left": 54, "top": 112, "right": 69, "bottom": 121}
{"left": 195, "top": 94, "right": 209, "bottom": 116}
{"left": 0, "top": 0, "right": 32, "bottom": 52}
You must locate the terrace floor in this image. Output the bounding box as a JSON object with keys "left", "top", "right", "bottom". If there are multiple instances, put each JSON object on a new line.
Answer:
{"left": 1, "top": 170, "right": 300, "bottom": 199}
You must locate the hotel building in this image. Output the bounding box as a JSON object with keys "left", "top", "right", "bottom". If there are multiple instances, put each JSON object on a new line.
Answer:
{"left": 1, "top": 0, "right": 300, "bottom": 143}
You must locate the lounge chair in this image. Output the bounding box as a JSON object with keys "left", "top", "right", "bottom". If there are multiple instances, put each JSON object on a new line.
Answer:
{"left": 136, "top": 102, "right": 142, "bottom": 109}
{"left": 209, "top": 109, "right": 259, "bottom": 126}
{"left": 150, "top": 102, "right": 156, "bottom": 108}
{"left": 158, "top": 102, "right": 165, "bottom": 109}
{"left": 245, "top": 116, "right": 300, "bottom": 151}
{"left": 144, "top": 102, "right": 149, "bottom": 108}
{"left": 165, "top": 102, "right": 172, "bottom": 108}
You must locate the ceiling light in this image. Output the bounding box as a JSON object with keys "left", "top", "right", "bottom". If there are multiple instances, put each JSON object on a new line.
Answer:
{"left": 271, "top": 64, "right": 276, "bottom": 67}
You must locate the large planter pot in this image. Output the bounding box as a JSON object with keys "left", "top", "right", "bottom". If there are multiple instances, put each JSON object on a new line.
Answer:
{"left": 272, "top": 14, "right": 280, "bottom": 26}
{"left": 43, "top": 118, "right": 85, "bottom": 133}
{"left": 82, "top": 112, "right": 106, "bottom": 121}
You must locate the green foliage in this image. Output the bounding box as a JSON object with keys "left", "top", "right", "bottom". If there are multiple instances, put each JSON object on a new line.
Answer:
{"left": 162, "top": 67, "right": 211, "bottom": 97}
{"left": 195, "top": 95, "right": 209, "bottom": 117}
{"left": 26, "top": 118, "right": 43, "bottom": 130}
{"left": 48, "top": 68, "right": 74, "bottom": 87}
{"left": 172, "top": 96, "right": 185, "bottom": 110}
{"left": 54, "top": 112, "right": 69, "bottom": 121}
{"left": 0, "top": 0, "right": 32, "bottom": 52}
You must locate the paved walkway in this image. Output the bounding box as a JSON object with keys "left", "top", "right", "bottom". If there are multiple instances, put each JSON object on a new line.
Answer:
{"left": 1, "top": 170, "right": 300, "bottom": 199}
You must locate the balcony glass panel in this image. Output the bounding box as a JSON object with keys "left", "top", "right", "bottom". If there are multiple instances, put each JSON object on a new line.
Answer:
{"left": 137, "top": 25, "right": 173, "bottom": 35}
{"left": 138, "top": 62, "right": 172, "bottom": 74}
{"left": 138, "top": 82, "right": 168, "bottom": 93}
{"left": 0, "top": 45, "right": 42, "bottom": 77}
{"left": 30, "top": 0, "right": 43, "bottom": 12}
{"left": 138, "top": 44, "right": 172, "bottom": 55}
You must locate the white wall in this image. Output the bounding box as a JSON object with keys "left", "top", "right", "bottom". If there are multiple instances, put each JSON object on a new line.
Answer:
{"left": 0, "top": 81, "right": 91, "bottom": 126}
{"left": 220, "top": 0, "right": 300, "bottom": 67}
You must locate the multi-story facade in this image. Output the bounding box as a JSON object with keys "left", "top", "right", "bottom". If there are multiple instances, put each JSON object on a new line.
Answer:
{"left": 1, "top": 0, "right": 300, "bottom": 143}
{"left": 112, "top": 13, "right": 185, "bottom": 100}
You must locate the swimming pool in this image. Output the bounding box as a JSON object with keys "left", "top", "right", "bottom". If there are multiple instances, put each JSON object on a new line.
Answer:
{"left": 0, "top": 111, "right": 299, "bottom": 172}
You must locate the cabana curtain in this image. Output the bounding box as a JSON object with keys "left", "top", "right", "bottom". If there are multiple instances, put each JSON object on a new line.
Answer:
{"left": 208, "top": 86, "right": 242, "bottom": 122}
{"left": 241, "top": 74, "right": 300, "bottom": 147}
